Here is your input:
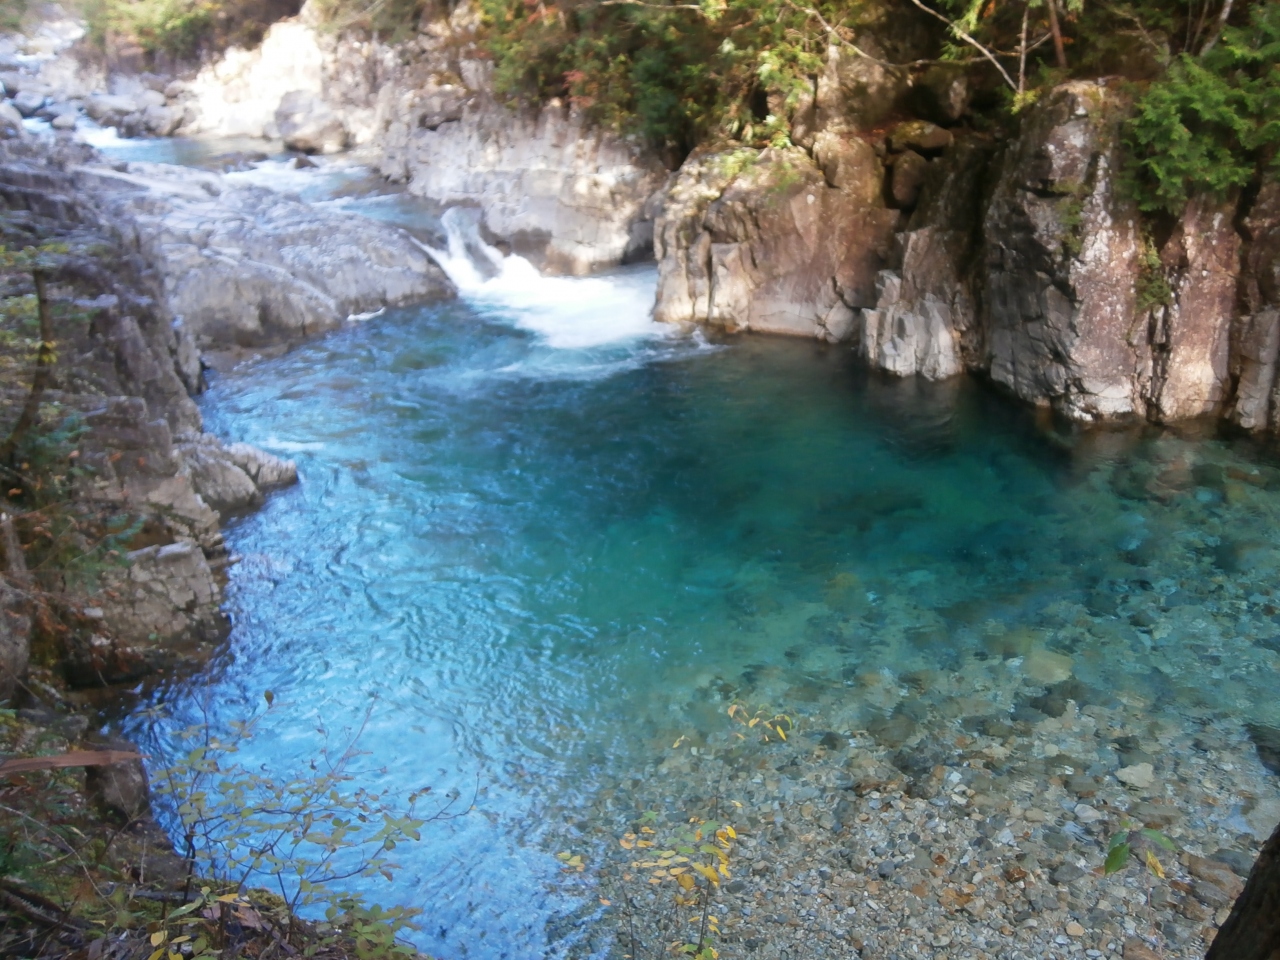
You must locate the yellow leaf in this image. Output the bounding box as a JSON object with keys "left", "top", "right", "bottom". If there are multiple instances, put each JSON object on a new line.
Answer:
{"left": 776, "top": 726, "right": 787, "bottom": 741}
{"left": 730, "top": 800, "right": 743, "bottom": 809}
{"left": 748, "top": 718, "right": 759, "bottom": 727}
{"left": 640, "top": 827, "right": 656, "bottom": 835}
{"left": 151, "top": 932, "right": 167, "bottom": 947}
{"left": 725, "top": 825, "right": 737, "bottom": 839}
{"left": 637, "top": 839, "right": 654, "bottom": 848}
{"left": 1145, "top": 849, "right": 1165, "bottom": 879}
{"left": 677, "top": 873, "right": 696, "bottom": 891}
{"left": 146, "top": 951, "right": 163, "bottom": 960}
{"left": 170, "top": 937, "right": 190, "bottom": 945}
{"left": 216, "top": 894, "right": 241, "bottom": 903}
{"left": 673, "top": 735, "right": 687, "bottom": 749}
{"left": 619, "top": 837, "right": 635, "bottom": 850}
{"left": 599, "top": 898, "right": 611, "bottom": 906}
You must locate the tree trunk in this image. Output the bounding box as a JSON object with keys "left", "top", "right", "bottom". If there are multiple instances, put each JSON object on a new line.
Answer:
{"left": 1206, "top": 819, "right": 1280, "bottom": 960}
{"left": 1045, "top": 0, "right": 1067, "bottom": 69}
{"left": 0, "top": 269, "right": 54, "bottom": 468}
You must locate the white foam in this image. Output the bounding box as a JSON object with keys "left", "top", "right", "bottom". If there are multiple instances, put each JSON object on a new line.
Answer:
{"left": 348, "top": 306, "right": 386, "bottom": 323}
{"left": 261, "top": 437, "right": 327, "bottom": 453}
{"left": 225, "top": 158, "right": 370, "bottom": 200}
{"left": 76, "top": 122, "right": 131, "bottom": 148}
{"left": 424, "top": 208, "right": 667, "bottom": 351}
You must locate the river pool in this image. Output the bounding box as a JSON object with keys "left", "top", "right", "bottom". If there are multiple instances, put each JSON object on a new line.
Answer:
{"left": 88, "top": 131, "right": 1280, "bottom": 960}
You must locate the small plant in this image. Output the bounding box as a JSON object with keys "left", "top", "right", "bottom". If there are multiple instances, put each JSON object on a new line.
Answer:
{"left": 149, "top": 694, "right": 463, "bottom": 955}
{"left": 1134, "top": 229, "right": 1173, "bottom": 313}
{"left": 608, "top": 807, "right": 739, "bottom": 960}
{"left": 1104, "top": 822, "right": 1177, "bottom": 878}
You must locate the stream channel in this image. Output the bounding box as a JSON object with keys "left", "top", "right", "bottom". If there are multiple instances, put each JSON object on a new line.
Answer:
{"left": 83, "top": 132, "right": 1280, "bottom": 960}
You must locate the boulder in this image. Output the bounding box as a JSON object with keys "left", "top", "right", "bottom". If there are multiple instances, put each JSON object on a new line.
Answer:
{"left": 12, "top": 89, "right": 44, "bottom": 117}
{"left": 143, "top": 102, "right": 181, "bottom": 136}
{"left": 275, "top": 90, "right": 347, "bottom": 154}
{"left": 85, "top": 92, "right": 140, "bottom": 123}
{"left": 177, "top": 434, "right": 297, "bottom": 517}
{"left": 51, "top": 112, "right": 76, "bottom": 130}
{"left": 888, "top": 149, "right": 928, "bottom": 209}
{"left": 72, "top": 161, "right": 454, "bottom": 347}
{"left": 83, "top": 734, "right": 150, "bottom": 822}
{"left": 0, "top": 101, "right": 22, "bottom": 136}
{"left": 913, "top": 63, "right": 971, "bottom": 124}
{"left": 888, "top": 120, "right": 954, "bottom": 154}
{"left": 100, "top": 540, "right": 226, "bottom": 648}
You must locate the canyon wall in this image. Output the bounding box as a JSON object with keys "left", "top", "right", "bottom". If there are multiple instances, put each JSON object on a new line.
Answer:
{"left": 654, "top": 79, "right": 1276, "bottom": 428}
{"left": 0, "top": 132, "right": 451, "bottom": 698}
{"left": 175, "top": 11, "right": 667, "bottom": 274}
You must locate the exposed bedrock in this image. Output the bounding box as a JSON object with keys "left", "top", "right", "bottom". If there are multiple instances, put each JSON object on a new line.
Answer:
{"left": 175, "top": 11, "right": 666, "bottom": 274}
{"left": 70, "top": 160, "right": 452, "bottom": 348}
{"left": 653, "top": 137, "right": 896, "bottom": 340}
{"left": 0, "top": 138, "right": 349, "bottom": 689}
{"left": 653, "top": 80, "right": 1275, "bottom": 428}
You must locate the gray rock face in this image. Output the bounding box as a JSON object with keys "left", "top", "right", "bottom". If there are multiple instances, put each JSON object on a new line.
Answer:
{"left": 980, "top": 82, "right": 1148, "bottom": 419}
{"left": 654, "top": 139, "right": 897, "bottom": 341}
{"left": 12, "top": 89, "right": 44, "bottom": 116}
{"left": 1232, "top": 178, "right": 1280, "bottom": 430}
{"left": 72, "top": 160, "right": 453, "bottom": 347}
{"left": 101, "top": 541, "right": 225, "bottom": 647}
{"left": 178, "top": 434, "right": 297, "bottom": 517}
{"left": 0, "top": 139, "right": 310, "bottom": 684}
{"left": 275, "top": 89, "right": 346, "bottom": 153}
{"left": 182, "top": 18, "right": 666, "bottom": 274}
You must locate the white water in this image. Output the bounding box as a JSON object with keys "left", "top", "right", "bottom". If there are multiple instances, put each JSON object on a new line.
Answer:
{"left": 424, "top": 207, "right": 668, "bottom": 351}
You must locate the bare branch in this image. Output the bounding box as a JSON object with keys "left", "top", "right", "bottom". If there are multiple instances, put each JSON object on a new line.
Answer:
{"left": 1199, "top": 0, "right": 1234, "bottom": 55}
{"left": 904, "top": 0, "right": 1017, "bottom": 90}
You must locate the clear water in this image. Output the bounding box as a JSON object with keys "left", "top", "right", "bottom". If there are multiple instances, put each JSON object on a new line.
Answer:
{"left": 103, "top": 133, "right": 1280, "bottom": 959}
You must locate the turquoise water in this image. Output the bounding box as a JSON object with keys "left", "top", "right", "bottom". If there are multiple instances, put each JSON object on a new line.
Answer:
{"left": 98, "top": 133, "right": 1280, "bottom": 959}
{"left": 121, "top": 275, "right": 1280, "bottom": 957}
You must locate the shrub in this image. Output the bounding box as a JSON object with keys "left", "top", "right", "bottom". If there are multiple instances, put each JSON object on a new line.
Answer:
{"left": 1125, "top": 1, "right": 1280, "bottom": 213}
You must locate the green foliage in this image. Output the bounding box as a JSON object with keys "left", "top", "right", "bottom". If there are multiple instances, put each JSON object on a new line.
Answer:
{"left": 77, "top": 0, "right": 216, "bottom": 58}
{"left": 476, "top": 0, "right": 834, "bottom": 156}
{"left": 1125, "top": 2, "right": 1280, "bottom": 213}
{"left": 0, "top": 701, "right": 439, "bottom": 959}
{"left": 150, "top": 697, "right": 445, "bottom": 951}
{"left": 1135, "top": 228, "right": 1172, "bottom": 312}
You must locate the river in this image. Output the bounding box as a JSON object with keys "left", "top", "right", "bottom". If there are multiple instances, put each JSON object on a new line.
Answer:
{"left": 84, "top": 130, "right": 1280, "bottom": 960}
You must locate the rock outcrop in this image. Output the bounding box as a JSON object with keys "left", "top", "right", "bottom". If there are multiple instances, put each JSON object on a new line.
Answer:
{"left": 654, "top": 139, "right": 897, "bottom": 340}
{"left": 71, "top": 160, "right": 451, "bottom": 347}
{"left": 0, "top": 134, "right": 371, "bottom": 693}
{"left": 979, "top": 82, "right": 1149, "bottom": 419}
{"left": 175, "top": 11, "right": 665, "bottom": 274}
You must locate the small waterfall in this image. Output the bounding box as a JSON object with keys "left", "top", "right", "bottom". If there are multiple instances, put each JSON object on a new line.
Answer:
{"left": 421, "top": 207, "right": 666, "bottom": 351}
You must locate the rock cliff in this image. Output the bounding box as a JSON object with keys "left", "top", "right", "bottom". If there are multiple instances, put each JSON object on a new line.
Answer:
{"left": 0, "top": 130, "right": 450, "bottom": 696}
{"left": 652, "top": 79, "right": 1276, "bottom": 429}
{"left": 177, "top": 11, "right": 667, "bottom": 274}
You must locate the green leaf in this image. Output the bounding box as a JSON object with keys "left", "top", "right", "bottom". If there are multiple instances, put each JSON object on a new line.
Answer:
{"left": 1104, "top": 842, "right": 1131, "bottom": 875}
{"left": 1140, "top": 828, "right": 1176, "bottom": 851}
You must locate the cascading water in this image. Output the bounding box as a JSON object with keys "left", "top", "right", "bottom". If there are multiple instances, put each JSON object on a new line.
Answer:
{"left": 422, "top": 207, "right": 672, "bottom": 352}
